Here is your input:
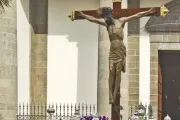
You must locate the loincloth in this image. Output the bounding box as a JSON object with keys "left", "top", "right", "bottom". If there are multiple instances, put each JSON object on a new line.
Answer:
{"left": 109, "top": 46, "right": 126, "bottom": 73}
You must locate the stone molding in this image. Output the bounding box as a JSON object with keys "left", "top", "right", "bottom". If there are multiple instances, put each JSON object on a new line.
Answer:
{"left": 146, "top": 0, "right": 180, "bottom": 33}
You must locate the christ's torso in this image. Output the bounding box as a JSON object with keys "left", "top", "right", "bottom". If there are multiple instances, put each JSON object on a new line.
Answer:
{"left": 107, "top": 19, "right": 126, "bottom": 63}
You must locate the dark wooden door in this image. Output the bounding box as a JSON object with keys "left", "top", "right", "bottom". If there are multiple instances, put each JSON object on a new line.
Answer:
{"left": 158, "top": 61, "right": 162, "bottom": 120}
{"left": 159, "top": 50, "right": 180, "bottom": 120}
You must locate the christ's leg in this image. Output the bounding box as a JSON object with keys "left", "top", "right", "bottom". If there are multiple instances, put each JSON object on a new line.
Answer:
{"left": 113, "top": 61, "right": 122, "bottom": 102}
{"left": 109, "top": 61, "right": 115, "bottom": 104}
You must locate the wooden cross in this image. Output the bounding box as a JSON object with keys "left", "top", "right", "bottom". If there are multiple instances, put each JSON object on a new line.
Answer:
{"left": 68, "top": 0, "right": 168, "bottom": 120}
{"left": 68, "top": 0, "right": 168, "bottom": 21}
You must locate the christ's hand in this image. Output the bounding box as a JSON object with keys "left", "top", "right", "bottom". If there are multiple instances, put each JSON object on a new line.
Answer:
{"left": 121, "top": 7, "right": 156, "bottom": 22}
{"left": 77, "top": 11, "right": 84, "bottom": 17}
{"left": 148, "top": 8, "right": 156, "bottom": 14}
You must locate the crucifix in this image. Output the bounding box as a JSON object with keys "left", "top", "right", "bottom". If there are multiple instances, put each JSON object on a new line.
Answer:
{"left": 68, "top": 0, "right": 168, "bottom": 21}
{"left": 68, "top": 0, "right": 168, "bottom": 120}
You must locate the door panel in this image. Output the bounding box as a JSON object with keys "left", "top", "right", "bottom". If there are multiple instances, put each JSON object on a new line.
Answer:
{"left": 159, "top": 50, "right": 180, "bottom": 120}
{"left": 158, "top": 62, "right": 162, "bottom": 120}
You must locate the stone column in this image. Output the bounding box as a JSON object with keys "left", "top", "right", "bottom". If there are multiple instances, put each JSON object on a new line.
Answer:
{"left": 127, "top": 0, "right": 140, "bottom": 113}
{"left": 97, "top": 0, "right": 112, "bottom": 117}
{"left": 30, "top": 0, "right": 48, "bottom": 104}
{"left": 0, "top": 0, "right": 18, "bottom": 120}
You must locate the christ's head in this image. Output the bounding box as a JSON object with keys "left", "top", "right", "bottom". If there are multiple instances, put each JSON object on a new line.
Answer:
{"left": 97, "top": 7, "right": 115, "bottom": 27}
{"left": 97, "top": 7, "right": 113, "bottom": 18}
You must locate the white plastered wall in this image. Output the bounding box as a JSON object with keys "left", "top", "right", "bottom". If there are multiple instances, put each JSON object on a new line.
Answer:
{"left": 17, "top": 0, "right": 30, "bottom": 105}
{"left": 47, "top": 0, "right": 99, "bottom": 109}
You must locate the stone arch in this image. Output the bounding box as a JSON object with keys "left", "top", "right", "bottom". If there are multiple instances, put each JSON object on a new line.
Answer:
{"left": 145, "top": 0, "right": 180, "bottom": 33}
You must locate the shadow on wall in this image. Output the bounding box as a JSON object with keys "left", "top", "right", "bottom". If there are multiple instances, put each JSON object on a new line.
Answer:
{"left": 48, "top": 0, "right": 99, "bottom": 104}
{"left": 20, "top": 0, "right": 100, "bottom": 104}
{"left": 19, "top": 0, "right": 29, "bottom": 24}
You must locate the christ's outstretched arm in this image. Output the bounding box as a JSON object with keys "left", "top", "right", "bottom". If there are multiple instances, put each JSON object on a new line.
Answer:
{"left": 121, "top": 8, "right": 156, "bottom": 22}
{"left": 78, "top": 11, "right": 107, "bottom": 26}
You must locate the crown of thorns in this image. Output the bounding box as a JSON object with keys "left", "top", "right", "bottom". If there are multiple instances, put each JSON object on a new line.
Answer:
{"left": 96, "top": 7, "right": 113, "bottom": 16}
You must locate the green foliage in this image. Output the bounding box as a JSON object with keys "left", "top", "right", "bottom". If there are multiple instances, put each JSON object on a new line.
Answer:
{"left": 0, "top": 0, "right": 11, "bottom": 12}
{"left": 139, "top": 116, "right": 143, "bottom": 120}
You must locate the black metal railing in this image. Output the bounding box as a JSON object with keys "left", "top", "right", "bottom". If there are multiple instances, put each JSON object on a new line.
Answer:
{"left": 17, "top": 103, "right": 96, "bottom": 120}
{"left": 129, "top": 104, "right": 139, "bottom": 117}
{"left": 17, "top": 103, "right": 153, "bottom": 120}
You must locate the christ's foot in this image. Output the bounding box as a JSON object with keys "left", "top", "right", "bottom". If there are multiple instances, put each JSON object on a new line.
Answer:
{"left": 109, "top": 94, "right": 114, "bottom": 104}
{"left": 113, "top": 104, "right": 121, "bottom": 119}
{"left": 109, "top": 98, "right": 114, "bottom": 104}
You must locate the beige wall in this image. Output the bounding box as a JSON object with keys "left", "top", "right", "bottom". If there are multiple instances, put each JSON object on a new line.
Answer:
{"left": 141, "top": 0, "right": 170, "bottom": 7}
{"left": 127, "top": 36, "right": 140, "bottom": 113}
{"left": 0, "top": 0, "right": 18, "bottom": 119}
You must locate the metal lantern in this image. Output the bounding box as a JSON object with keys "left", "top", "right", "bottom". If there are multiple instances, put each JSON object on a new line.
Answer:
{"left": 137, "top": 103, "right": 146, "bottom": 117}
{"left": 164, "top": 114, "right": 171, "bottom": 120}
{"left": 47, "top": 105, "right": 55, "bottom": 114}
{"left": 47, "top": 105, "right": 55, "bottom": 120}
